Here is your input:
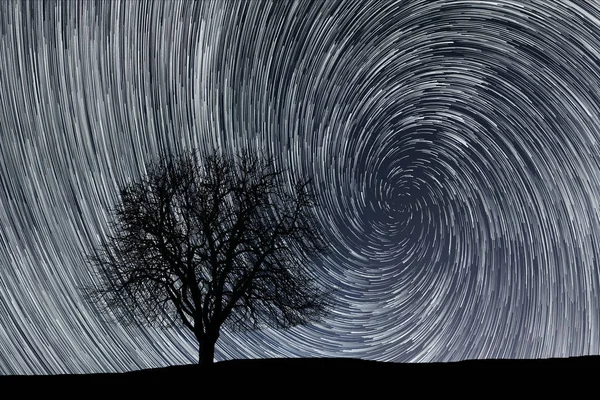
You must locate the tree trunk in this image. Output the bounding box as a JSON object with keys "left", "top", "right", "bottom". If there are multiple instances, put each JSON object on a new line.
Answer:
{"left": 198, "top": 336, "right": 216, "bottom": 366}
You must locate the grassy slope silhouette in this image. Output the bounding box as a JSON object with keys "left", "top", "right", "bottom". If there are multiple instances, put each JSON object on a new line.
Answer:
{"left": 3, "top": 355, "right": 597, "bottom": 381}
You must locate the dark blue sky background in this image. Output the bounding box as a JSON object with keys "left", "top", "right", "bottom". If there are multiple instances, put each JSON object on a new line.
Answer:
{"left": 2, "top": 0, "right": 600, "bottom": 374}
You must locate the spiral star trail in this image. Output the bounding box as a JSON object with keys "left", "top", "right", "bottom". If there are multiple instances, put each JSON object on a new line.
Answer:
{"left": 1, "top": 0, "right": 600, "bottom": 374}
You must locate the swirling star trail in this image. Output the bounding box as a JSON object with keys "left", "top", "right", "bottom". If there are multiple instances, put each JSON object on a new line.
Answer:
{"left": 2, "top": 0, "right": 600, "bottom": 374}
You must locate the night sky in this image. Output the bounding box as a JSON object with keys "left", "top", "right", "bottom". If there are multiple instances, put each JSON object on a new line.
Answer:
{"left": 2, "top": 0, "right": 600, "bottom": 375}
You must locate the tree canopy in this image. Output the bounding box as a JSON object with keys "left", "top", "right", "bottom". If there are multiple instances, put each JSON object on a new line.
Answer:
{"left": 85, "top": 148, "right": 332, "bottom": 365}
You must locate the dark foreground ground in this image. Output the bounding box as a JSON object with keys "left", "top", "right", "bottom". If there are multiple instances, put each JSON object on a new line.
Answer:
{"left": 2, "top": 356, "right": 596, "bottom": 391}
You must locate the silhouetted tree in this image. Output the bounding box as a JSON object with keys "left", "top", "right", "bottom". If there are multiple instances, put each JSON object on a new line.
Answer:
{"left": 85, "top": 148, "right": 331, "bottom": 366}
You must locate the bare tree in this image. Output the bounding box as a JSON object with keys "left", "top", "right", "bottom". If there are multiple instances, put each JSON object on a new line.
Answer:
{"left": 85, "top": 148, "right": 332, "bottom": 366}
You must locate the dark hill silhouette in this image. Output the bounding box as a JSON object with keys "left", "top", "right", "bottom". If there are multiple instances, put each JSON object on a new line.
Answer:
{"left": 2, "top": 356, "right": 593, "bottom": 395}
{"left": 3, "top": 355, "right": 598, "bottom": 379}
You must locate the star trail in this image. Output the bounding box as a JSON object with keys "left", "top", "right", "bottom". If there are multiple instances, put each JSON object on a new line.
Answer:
{"left": 2, "top": 0, "right": 600, "bottom": 375}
